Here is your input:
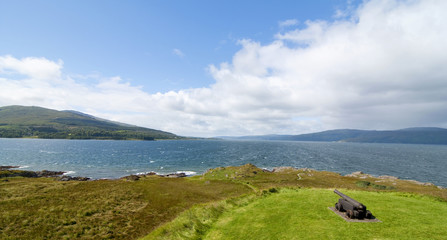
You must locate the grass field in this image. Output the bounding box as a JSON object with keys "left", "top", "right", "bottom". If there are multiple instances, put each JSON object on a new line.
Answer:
{"left": 146, "top": 188, "right": 447, "bottom": 240}
{"left": 205, "top": 188, "right": 447, "bottom": 240}
{"left": 1, "top": 164, "right": 446, "bottom": 239}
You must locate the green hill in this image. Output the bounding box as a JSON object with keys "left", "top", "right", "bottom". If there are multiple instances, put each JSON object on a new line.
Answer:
{"left": 0, "top": 105, "right": 181, "bottom": 140}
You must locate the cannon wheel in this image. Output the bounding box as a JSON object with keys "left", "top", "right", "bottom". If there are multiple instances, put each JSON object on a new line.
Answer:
{"left": 335, "top": 202, "right": 343, "bottom": 211}
{"left": 366, "top": 210, "right": 373, "bottom": 219}
{"left": 353, "top": 210, "right": 360, "bottom": 219}
{"left": 347, "top": 210, "right": 354, "bottom": 219}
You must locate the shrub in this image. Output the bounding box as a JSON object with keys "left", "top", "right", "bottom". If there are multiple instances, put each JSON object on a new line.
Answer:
{"left": 356, "top": 181, "right": 371, "bottom": 188}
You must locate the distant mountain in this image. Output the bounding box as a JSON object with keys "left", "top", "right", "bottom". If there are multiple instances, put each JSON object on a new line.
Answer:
{"left": 0, "top": 105, "right": 181, "bottom": 140}
{"left": 220, "top": 127, "right": 447, "bottom": 145}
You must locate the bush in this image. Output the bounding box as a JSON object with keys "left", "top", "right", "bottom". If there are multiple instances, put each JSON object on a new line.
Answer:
{"left": 356, "top": 180, "right": 396, "bottom": 190}
{"left": 356, "top": 181, "right": 371, "bottom": 188}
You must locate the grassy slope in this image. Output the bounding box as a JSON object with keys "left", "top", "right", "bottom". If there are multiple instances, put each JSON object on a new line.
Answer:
{"left": 0, "top": 176, "right": 250, "bottom": 240}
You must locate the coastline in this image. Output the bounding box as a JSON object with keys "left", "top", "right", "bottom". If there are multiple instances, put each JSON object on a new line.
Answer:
{"left": 1, "top": 165, "right": 445, "bottom": 189}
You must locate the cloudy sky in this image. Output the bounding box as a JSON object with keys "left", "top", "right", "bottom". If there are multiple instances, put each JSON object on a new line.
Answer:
{"left": 1, "top": 0, "right": 447, "bottom": 137}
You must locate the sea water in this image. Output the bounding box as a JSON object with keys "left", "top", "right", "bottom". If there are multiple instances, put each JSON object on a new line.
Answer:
{"left": 0, "top": 138, "right": 445, "bottom": 187}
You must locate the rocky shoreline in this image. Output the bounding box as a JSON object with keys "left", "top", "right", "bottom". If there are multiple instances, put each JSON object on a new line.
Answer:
{"left": 0, "top": 166, "right": 189, "bottom": 181}
{"left": 0, "top": 166, "right": 90, "bottom": 181}
{"left": 1, "top": 165, "right": 445, "bottom": 189}
{"left": 344, "top": 170, "right": 445, "bottom": 189}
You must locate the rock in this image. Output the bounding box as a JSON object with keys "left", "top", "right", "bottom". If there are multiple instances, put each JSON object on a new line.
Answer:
{"left": 272, "top": 167, "right": 297, "bottom": 173}
{"left": 135, "top": 172, "right": 157, "bottom": 177}
{"left": 298, "top": 168, "right": 314, "bottom": 172}
{"left": 438, "top": 186, "right": 445, "bottom": 189}
{"left": 345, "top": 171, "right": 372, "bottom": 178}
{"left": 120, "top": 175, "right": 140, "bottom": 181}
{"left": 159, "top": 173, "right": 187, "bottom": 178}
{"left": 36, "top": 170, "right": 65, "bottom": 177}
{"left": 0, "top": 166, "right": 20, "bottom": 170}
{"left": 165, "top": 173, "right": 187, "bottom": 178}
{"left": 405, "top": 179, "right": 434, "bottom": 186}
{"left": 0, "top": 170, "right": 38, "bottom": 178}
{"left": 58, "top": 176, "right": 90, "bottom": 181}
{"left": 378, "top": 175, "right": 399, "bottom": 180}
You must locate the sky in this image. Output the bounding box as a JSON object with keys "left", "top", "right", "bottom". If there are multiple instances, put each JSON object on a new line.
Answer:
{"left": 1, "top": 0, "right": 447, "bottom": 137}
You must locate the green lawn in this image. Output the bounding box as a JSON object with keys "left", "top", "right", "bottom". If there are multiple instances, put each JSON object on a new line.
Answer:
{"left": 204, "top": 188, "right": 447, "bottom": 240}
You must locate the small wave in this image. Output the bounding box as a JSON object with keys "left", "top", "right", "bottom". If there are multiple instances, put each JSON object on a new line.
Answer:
{"left": 150, "top": 161, "right": 155, "bottom": 163}
{"left": 63, "top": 171, "right": 76, "bottom": 175}
{"left": 39, "top": 150, "right": 58, "bottom": 154}
{"left": 18, "top": 165, "right": 30, "bottom": 169}
{"left": 176, "top": 171, "right": 197, "bottom": 176}
{"left": 136, "top": 171, "right": 159, "bottom": 175}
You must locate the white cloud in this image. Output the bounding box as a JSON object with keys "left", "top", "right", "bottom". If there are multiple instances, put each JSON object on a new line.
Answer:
{"left": 1, "top": 0, "right": 447, "bottom": 137}
{"left": 0, "top": 55, "right": 63, "bottom": 80}
{"left": 172, "top": 48, "right": 185, "bottom": 58}
{"left": 278, "top": 19, "right": 298, "bottom": 28}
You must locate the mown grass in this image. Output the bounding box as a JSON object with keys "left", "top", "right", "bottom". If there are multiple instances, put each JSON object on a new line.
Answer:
{"left": 204, "top": 188, "right": 447, "bottom": 240}
{"left": 141, "top": 193, "right": 261, "bottom": 240}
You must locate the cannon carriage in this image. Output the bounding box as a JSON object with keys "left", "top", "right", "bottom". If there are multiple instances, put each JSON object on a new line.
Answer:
{"left": 334, "top": 189, "right": 374, "bottom": 219}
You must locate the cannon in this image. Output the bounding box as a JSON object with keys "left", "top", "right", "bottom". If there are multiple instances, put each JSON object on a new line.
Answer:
{"left": 334, "top": 189, "right": 374, "bottom": 219}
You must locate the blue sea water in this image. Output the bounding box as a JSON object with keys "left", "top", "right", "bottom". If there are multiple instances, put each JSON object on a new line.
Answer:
{"left": 0, "top": 138, "right": 446, "bottom": 187}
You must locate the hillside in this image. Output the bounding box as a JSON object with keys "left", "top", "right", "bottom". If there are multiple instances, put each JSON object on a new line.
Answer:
{"left": 221, "top": 128, "right": 447, "bottom": 145}
{"left": 0, "top": 105, "right": 181, "bottom": 140}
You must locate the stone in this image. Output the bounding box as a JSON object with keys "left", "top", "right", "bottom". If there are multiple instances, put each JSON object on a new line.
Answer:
{"left": 58, "top": 175, "right": 90, "bottom": 181}
{"left": 120, "top": 175, "right": 140, "bottom": 181}
{"left": 36, "top": 170, "right": 65, "bottom": 177}
{"left": 0, "top": 166, "right": 20, "bottom": 170}
{"left": 378, "top": 175, "right": 399, "bottom": 180}
{"left": 405, "top": 179, "right": 434, "bottom": 186}
{"left": 272, "top": 167, "right": 297, "bottom": 173}
{"left": 345, "top": 171, "right": 372, "bottom": 178}
{"left": 163, "top": 173, "right": 187, "bottom": 178}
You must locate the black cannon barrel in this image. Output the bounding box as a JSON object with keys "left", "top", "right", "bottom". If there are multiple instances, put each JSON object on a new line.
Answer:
{"left": 334, "top": 189, "right": 364, "bottom": 209}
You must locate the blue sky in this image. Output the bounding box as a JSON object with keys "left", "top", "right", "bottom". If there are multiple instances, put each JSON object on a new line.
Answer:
{"left": 1, "top": 0, "right": 447, "bottom": 137}
{"left": 1, "top": 0, "right": 352, "bottom": 92}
